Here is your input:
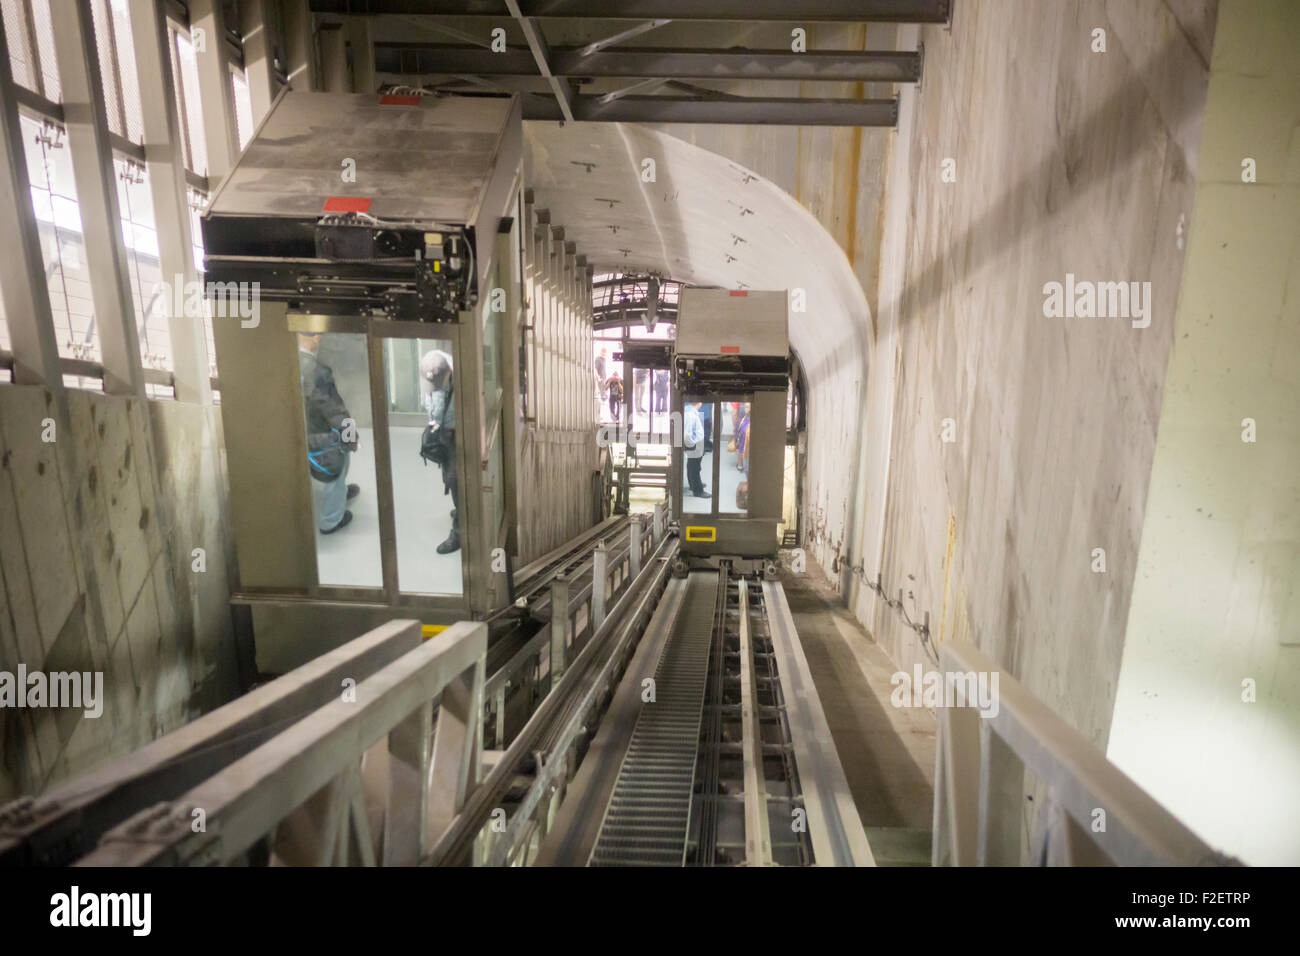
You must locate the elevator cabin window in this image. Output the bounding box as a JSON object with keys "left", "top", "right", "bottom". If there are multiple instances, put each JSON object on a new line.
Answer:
{"left": 681, "top": 397, "right": 754, "bottom": 517}
{"left": 384, "top": 337, "right": 464, "bottom": 596}
{"left": 681, "top": 400, "right": 715, "bottom": 514}
{"left": 297, "top": 332, "right": 382, "bottom": 588}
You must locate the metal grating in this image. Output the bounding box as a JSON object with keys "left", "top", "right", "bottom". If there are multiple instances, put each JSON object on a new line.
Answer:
{"left": 589, "top": 572, "right": 717, "bottom": 866}
{"left": 110, "top": 0, "right": 144, "bottom": 143}
{"left": 1, "top": 0, "right": 36, "bottom": 91}
{"left": 30, "top": 0, "right": 58, "bottom": 100}
{"left": 90, "top": 0, "right": 125, "bottom": 138}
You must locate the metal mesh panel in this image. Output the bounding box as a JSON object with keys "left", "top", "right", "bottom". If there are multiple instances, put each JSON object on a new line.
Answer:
{"left": 2, "top": 0, "right": 36, "bottom": 90}
{"left": 90, "top": 0, "right": 124, "bottom": 137}
{"left": 110, "top": 0, "right": 143, "bottom": 142}
{"left": 30, "top": 0, "right": 60, "bottom": 100}
{"left": 174, "top": 28, "right": 207, "bottom": 174}
{"left": 0, "top": 272, "right": 10, "bottom": 355}
{"left": 231, "top": 67, "right": 252, "bottom": 150}
{"left": 187, "top": 188, "right": 216, "bottom": 379}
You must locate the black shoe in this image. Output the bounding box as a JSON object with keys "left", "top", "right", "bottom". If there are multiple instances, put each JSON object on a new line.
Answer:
{"left": 436, "top": 529, "right": 461, "bottom": 554}
{"left": 347, "top": 483, "right": 360, "bottom": 500}
{"left": 322, "top": 511, "right": 353, "bottom": 534}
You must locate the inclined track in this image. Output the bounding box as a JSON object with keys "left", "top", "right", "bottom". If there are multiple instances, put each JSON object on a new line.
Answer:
{"left": 588, "top": 571, "right": 718, "bottom": 866}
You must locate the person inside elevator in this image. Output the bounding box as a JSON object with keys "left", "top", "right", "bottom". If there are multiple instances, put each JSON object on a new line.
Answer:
{"left": 299, "top": 332, "right": 360, "bottom": 534}
{"left": 736, "top": 402, "right": 751, "bottom": 473}
{"left": 420, "top": 348, "right": 460, "bottom": 555}
{"left": 684, "top": 401, "right": 708, "bottom": 498}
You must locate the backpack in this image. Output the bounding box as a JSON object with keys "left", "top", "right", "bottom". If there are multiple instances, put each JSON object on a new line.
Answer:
{"left": 420, "top": 424, "right": 451, "bottom": 467}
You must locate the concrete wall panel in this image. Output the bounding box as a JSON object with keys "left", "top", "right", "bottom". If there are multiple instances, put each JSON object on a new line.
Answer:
{"left": 0, "top": 387, "right": 239, "bottom": 798}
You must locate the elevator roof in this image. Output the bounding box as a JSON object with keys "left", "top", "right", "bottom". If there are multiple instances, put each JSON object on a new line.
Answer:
{"left": 207, "top": 91, "right": 518, "bottom": 224}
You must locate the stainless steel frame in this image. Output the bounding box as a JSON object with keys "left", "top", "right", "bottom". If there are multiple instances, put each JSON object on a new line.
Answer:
{"left": 762, "top": 579, "right": 875, "bottom": 866}
{"left": 931, "top": 642, "right": 1231, "bottom": 866}
{"left": 78, "top": 620, "right": 487, "bottom": 866}
{"left": 0, "top": 620, "right": 422, "bottom": 865}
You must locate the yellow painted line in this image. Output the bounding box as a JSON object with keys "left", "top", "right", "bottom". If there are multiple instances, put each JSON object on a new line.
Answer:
{"left": 422, "top": 624, "right": 450, "bottom": 639}
{"left": 684, "top": 526, "right": 716, "bottom": 542}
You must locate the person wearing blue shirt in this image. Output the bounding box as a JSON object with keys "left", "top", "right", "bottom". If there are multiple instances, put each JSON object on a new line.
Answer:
{"left": 684, "top": 401, "right": 708, "bottom": 498}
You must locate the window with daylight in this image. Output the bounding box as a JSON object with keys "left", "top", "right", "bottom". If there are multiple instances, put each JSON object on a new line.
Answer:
{"left": 21, "top": 114, "right": 103, "bottom": 391}
{"left": 114, "top": 157, "right": 173, "bottom": 396}
{"left": 231, "top": 68, "right": 253, "bottom": 150}
{"left": 591, "top": 273, "right": 683, "bottom": 336}
{"left": 169, "top": 22, "right": 208, "bottom": 175}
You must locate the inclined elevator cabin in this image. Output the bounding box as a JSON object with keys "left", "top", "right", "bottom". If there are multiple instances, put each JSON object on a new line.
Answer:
{"left": 204, "top": 91, "right": 522, "bottom": 673}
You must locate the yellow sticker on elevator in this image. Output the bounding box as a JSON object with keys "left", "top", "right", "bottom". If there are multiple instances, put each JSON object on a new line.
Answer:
{"left": 684, "top": 526, "right": 716, "bottom": 542}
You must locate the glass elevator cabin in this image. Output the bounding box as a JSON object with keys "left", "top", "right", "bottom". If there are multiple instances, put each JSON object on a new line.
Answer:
{"left": 202, "top": 91, "right": 522, "bottom": 673}
{"left": 670, "top": 288, "right": 789, "bottom": 575}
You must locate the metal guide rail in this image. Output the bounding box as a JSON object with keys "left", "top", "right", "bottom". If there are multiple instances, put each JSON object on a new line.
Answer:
{"left": 429, "top": 532, "right": 680, "bottom": 866}
{"left": 540, "top": 568, "right": 874, "bottom": 867}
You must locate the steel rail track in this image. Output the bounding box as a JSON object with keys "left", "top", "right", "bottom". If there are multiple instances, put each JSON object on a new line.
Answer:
{"left": 425, "top": 534, "right": 679, "bottom": 866}
{"left": 589, "top": 571, "right": 719, "bottom": 866}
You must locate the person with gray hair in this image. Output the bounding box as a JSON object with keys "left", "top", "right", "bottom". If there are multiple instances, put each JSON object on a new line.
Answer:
{"left": 419, "top": 348, "right": 459, "bottom": 554}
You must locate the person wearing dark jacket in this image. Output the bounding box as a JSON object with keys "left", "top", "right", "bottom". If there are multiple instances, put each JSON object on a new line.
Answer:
{"left": 299, "top": 333, "right": 359, "bottom": 533}
{"left": 606, "top": 370, "right": 624, "bottom": 422}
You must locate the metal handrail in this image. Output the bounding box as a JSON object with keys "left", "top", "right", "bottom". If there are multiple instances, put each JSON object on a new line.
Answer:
{"left": 78, "top": 620, "right": 487, "bottom": 866}
{"left": 932, "top": 642, "right": 1234, "bottom": 866}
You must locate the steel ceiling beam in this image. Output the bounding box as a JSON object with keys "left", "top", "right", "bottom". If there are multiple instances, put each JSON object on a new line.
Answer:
{"left": 311, "top": 1, "right": 952, "bottom": 23}
{"left": 599, "top": 77, "right": 669, "bottom": 104}
{"left": 523, "top": 93, "right": 898, "bottom": 125}
{"left": 578, "top": 18, "right": 671, "bottom": 56}
{"left": 504, "top": 0, "right": 574, "bottom": 121}
{"left": 374, "top": 44, "right": 922, "bottom": 83}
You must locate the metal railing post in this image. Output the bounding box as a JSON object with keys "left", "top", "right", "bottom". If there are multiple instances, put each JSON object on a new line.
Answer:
{"left": 550, "top": 574, "right": 570, "bottom": 683}
{"left": 591, "top": 542, "right": 608, "bottom": 629}
{"left": 630, "top": 518, "right": 643, "bottom": 577}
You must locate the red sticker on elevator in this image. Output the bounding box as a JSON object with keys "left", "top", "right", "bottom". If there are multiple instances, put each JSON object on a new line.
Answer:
{"left": 323, "top": 196, "right": 372, "bottom": 213}
{"left": 720, "top": 346, "right": 741, "bottom": 353}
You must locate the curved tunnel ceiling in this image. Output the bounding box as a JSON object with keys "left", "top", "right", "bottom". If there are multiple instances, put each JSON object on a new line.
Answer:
{"left": 524, "top": 122, "right": 871, "bottom": 376}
